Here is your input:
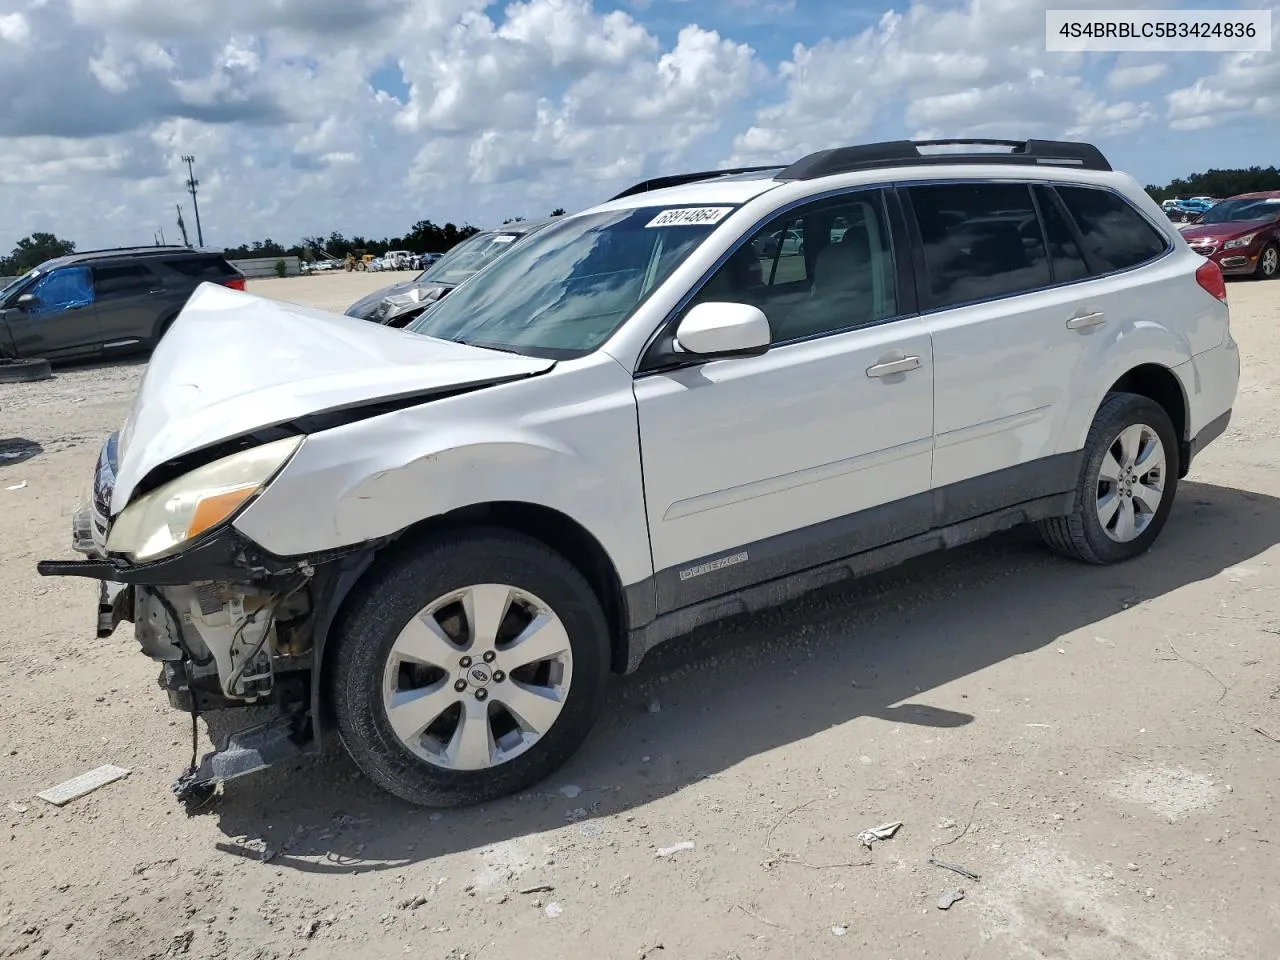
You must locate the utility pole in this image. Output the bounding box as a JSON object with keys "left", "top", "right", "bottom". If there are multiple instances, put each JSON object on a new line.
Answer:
{"left": 175, "top": 204, "right": 190, "bottom": 247}
{"left": 181, "top": 155, "right": 204, "bottom": 248}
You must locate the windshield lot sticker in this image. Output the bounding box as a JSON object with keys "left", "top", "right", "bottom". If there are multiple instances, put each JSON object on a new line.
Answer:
{"left": 492, "top": 234, "right": 518, "bottom": 243}
{"left": 646, "top": 207, "right": 734, "bottom": 228}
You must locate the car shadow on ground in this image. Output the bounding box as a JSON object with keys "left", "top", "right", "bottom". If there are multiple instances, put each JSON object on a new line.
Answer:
{"left": 0, "top": 438, "right": 43, "bottom": 466}
{"left": 204, "top": 480, "right": 1278, "bottom": 872}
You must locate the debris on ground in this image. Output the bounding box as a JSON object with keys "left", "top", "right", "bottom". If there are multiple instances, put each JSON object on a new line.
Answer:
{"left": 565, "top": 807, "right": 588, "bottom": 822}
{"left": 560, "top": 784, "right": 582, "bottom": 799}
{"left": 544, "top": 902, "right": 563, "bottom": 918}
{"left": 928, "top": 857, "right": 981, "bottom": 881}
{"left": 857, "top": 820, "right": 903, "bottom": 849}
{"left": 5, "top": 481, "right": 26, "bottom": 491}
{"left": 655, "top": 841, "right": 695, "bottom": 858}
{"left": 36, "top": 764, "right": 131, "bottom": 806}
{"left": 7, "top": 801, "right": 29, "bottom": 814}
{"left": 518, "top": 884, "right": 555, "bottom": 895}
{"left": 830, "top": 924, "right": 848, "bottom": 936}
{"left": 937, "top": 889, "right": 965, "bottom": 910}
{"left": 647, "top": 698, "right": 662, "bottom": 714}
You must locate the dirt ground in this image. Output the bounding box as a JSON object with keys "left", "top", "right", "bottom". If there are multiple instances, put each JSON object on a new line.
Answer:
{"left": 1, "top": 272, "right": 1278, "bottom": 960}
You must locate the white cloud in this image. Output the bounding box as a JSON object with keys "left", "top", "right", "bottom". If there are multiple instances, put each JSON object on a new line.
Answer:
{"left": 1107, "top": 63, "right": 1168, "bottom": 91}
{"left": 0, "top": 12, "right": 30, "bottom": 44}
{"left": 1165, "top": 5, "right": 1280, "bottom": 129}
{"left": 0, "top": 0, "right": 1276, "bottom": 253}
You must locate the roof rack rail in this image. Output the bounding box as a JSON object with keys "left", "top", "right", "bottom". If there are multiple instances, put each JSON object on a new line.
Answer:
{"left": 610, "top": 166, "right": 781, "bottom": 201}
{"left": 72, "top": 245, "right": 193, "bottom": 257}
{"left": 777, "top": 139, "right": 1112, "bottom": 180}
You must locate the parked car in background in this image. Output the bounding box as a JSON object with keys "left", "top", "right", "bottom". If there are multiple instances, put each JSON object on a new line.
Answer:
{"left": 383, "top": 250, "right": 413, "bottom": 270}
{"left": 345, "top": 218, "right": 556, "bottom": 326}
{"left": 0, "top": 247, "right": 245, "bottom": 361}
{"left": 1180, "top": 191, "right": 1280, "bottom": 279}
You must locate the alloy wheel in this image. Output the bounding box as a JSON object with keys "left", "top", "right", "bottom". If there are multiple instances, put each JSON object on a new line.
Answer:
{"left": 381, "top": 584, "right": 574, "bottom": 770}
{"left": 1095, "top": 423, "right": 1166, "bottom": 543}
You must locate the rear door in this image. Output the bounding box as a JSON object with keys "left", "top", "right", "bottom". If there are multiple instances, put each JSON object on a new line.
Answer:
{"left": 1, "top": 266, "right": 99, "bottom": 359}
{"left": 92, "top": 262, "right": 165, "bottom": 350}
{"left": 904, "top": 180, "right": 1170, "bottom": 525}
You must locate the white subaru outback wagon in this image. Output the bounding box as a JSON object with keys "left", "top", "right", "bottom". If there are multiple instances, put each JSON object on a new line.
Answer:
{"left": 40, "top": 139, "right": 1240, "bottom": 808}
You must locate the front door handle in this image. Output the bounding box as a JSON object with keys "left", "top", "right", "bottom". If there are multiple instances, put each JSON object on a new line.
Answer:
{"left": 1066, "top": 310, "right": 1106, "bottom": 330}
{"left": 866, "top": 354, "right": 922, "bottom": 378}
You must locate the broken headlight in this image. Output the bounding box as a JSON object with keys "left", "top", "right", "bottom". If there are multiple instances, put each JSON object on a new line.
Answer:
{"left": 106, "top": 436, "right": 303, "bottom": 562}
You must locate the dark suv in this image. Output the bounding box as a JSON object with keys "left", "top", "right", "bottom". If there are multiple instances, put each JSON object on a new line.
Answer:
{"left": 0, "top": 247, "right": 246, "bottom": 361}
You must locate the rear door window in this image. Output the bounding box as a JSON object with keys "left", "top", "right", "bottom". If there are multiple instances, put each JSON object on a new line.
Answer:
{"left": 93, "top": 264, "right": 156, "bottom": 298}
{"left": 164, "top": 256, "right": 237, "bottom": 281}
{"left": 1054, "top": 186, "right": 1169, "bottom": 273}
{"left": 907, "top": 183, "right": 1051, "bottom": 310}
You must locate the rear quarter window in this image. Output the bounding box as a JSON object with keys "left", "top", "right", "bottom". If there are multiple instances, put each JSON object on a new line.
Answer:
{"left": 164, "top": 256, "right": 237, "bottom": 281}
{"left": 1055, "top": 186, "right": 1169, "bottom": 274}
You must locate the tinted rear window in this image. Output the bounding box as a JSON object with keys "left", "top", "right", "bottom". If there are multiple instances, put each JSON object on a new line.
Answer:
{"left": 1055, "top": 186, "right": 1168, "bottom": 273}
{"left": 908, "top": 182, "right": 1051, "bottom": 309}
{"left": 164, "top": 256, "right": 237, "bottom": 280}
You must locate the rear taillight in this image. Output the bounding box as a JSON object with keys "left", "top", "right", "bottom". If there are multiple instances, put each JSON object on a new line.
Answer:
{"left": 1195, "top": 259, "right": 1227, "bottom": 303}
{"left": 223, "top": 277, "right": 246, "bottom": 291}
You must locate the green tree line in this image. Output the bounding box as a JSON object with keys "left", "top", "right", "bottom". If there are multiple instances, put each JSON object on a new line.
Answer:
{"left": 1145, "top": 166, "right": 1280, "bottom": 202}
{"left": 1, "top": 209, "right": 568, "bottom": 274}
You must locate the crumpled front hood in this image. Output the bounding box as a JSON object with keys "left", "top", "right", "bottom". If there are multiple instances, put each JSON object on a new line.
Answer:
{"left": 345, "top": 279, "right": 418, "bottom": 318}
{"left": 111, "top": 283, "right": 553, "bottom": 514}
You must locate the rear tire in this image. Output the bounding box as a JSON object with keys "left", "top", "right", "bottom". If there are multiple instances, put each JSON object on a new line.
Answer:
{"left": 1038, "top": 392, "right": 1179, "bottom": 565}
{"left": 330, "top": 528, "right": 610, "bottom": 807}
{"left": 0, "top": 357, "right": 52, "bottom": 383}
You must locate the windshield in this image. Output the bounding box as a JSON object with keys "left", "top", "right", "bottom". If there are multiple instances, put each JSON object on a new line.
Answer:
{"left": 1196, "top": 198, "right": 1280, "bottom": 224}
{"left": 415, "top": 230, "right": 526, "bottom": 286}
{"left": 407, "top": 205, "right": 731, "bottom": 358}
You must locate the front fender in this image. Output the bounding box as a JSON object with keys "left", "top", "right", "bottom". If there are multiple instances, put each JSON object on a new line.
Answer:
{"left": 233, "top": 354, "right": 653, "bottom": 588}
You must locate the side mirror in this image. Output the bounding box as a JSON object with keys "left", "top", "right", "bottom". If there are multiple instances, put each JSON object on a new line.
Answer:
{"left": 674, "top": 302, "right": 771, "bottom": 359}
{"left": 15, "top": 293, "right": 35, "bottom": 310}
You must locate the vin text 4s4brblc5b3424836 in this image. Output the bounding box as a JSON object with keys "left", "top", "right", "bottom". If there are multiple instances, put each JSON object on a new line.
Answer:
{"left": 39, "top": 138, "right": 1239, "bottom": 808}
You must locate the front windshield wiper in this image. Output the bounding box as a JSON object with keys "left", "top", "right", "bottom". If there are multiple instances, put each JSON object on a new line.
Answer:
{"left": 449, "top": 337, "right": 522, "bottom": 355}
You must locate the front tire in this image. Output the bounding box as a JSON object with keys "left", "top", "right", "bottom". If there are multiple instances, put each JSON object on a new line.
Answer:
{"left": 1255, "top": 242, "right": 1279, "bottom": 280}
{"left": 330, "top": 529, "right": 610, "bottom": 807}
{"left": 1038, "top": 392, "right": 1179, "bottom": 565}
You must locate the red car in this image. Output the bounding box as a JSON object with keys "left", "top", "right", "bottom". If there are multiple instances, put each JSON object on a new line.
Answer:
{"left": 1180, "top": 190, "right": 1280, "bottom": 280}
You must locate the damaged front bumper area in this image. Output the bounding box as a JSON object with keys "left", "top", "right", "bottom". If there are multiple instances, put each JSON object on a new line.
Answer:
{"left": 38, "top": 500, "right": 372, "bottom": 804}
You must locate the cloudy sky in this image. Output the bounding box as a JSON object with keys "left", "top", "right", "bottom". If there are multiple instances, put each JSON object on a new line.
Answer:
{"left": 0, "top": 0, "right": 1276, "bottom": 252}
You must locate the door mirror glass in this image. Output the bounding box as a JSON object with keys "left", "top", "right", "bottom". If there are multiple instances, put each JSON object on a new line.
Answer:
{"left": 674, "top": 301, "right": 770, "bottom": 358}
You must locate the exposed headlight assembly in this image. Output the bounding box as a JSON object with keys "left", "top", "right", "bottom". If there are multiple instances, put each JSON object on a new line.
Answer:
{"left": 1222, "top": 233, "right": 1256, "bottom": 250}
{"left": 106, "top": 436, "right": 302, "bottom": 561}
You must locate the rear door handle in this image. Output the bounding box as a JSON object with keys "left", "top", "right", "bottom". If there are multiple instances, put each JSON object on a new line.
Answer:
{"left": 866, "top": 354, "right": 921, "bottom": 378}
{"left": 1066, "top": 311, "right": 1106, "bottom": 330}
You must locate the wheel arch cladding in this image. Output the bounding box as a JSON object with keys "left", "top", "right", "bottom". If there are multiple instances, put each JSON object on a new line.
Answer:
{"left": 1107, "top": 364, "right": 1190, "bottom": 475}
{"left": 314, "top": 500, "right": 631, "bottom": 734}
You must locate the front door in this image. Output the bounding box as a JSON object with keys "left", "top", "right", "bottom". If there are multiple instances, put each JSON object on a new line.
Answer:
{"left": 2, "top": 266, "right": 99, "bottom": 359}
{"left": 634, "top": 189, "right": 935, "bottom": 613}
